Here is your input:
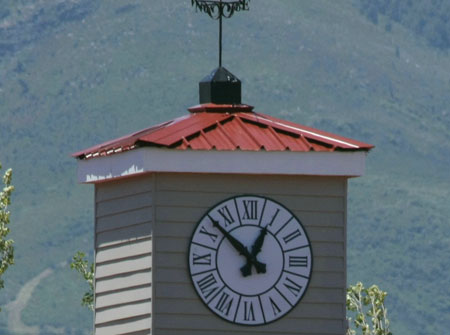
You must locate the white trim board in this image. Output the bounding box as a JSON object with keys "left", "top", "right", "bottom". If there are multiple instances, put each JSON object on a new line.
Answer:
{"left": 77, "top": 148, "right": 368, "bottom": 183}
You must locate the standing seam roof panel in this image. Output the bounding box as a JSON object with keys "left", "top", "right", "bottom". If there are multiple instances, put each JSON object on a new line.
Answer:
{"left": 186, "top": 132, "right": 213, "bottom": 150}
{"left": 219, "top": 117, "right": 262, "bottom": 151}
{"left": 240, "top": 120, "right": 287, "bottom": 151}
{"left": 73, "top": 104, "right": 374, "bottom": 159}
{"left": 200, "top": 124, "right": 237, "bottom": 150}
{"left": 270, "top": 128, "right": 311, "bottom": 152}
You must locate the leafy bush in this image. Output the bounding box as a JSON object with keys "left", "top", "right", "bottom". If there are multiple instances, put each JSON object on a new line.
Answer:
{"left": 347, "top": 282, "right": 392, "bottom": 335}
{"left": 0, "top": 163, "right": 14, "bottom": 311}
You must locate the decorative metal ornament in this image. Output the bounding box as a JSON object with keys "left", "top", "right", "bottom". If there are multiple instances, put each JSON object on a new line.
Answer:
{"left": 191, "top": 0, "right": 250, "bottom": 67}
{"left": 191, "top": 0, "right": 250, "bottom": 20}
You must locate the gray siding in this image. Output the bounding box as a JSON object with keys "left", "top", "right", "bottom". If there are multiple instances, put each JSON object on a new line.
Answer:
{"left": 95, "top": 176, "right": 153, "bottom": 335}
{"left": 93, "top": 172, "right": 348, "bottom": 334}
{"left": 153, "top": 173, "right": 347, "bottom": 335}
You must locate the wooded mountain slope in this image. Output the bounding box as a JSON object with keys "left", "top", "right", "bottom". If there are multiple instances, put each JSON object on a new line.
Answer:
{"left": 0, "top": 1, "right": 449, "bottom": 334}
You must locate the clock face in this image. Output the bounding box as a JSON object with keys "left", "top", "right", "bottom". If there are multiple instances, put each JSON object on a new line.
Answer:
{"left": 188, "top": 195, "right": 313, "bottom": 326}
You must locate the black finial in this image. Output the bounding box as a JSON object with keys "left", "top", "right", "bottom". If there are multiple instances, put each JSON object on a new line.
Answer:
{"left": 199, "top": 67, "right": 241, "bottom": 105}
{"left": 192, "top": 1, "right": 249, "bottom": 105}
{"left": 191, "top": 0, "right": 250, "bottom": 67}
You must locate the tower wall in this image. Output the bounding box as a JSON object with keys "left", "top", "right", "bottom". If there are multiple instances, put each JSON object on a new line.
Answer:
{"left": 92, "top": 172, "right": 348, "bottom": 335}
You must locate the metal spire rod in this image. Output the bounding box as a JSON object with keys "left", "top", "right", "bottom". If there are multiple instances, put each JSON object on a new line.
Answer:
{"left": 191, "top": 0, "right": 250, "bottom": 67}
{"left": 219, "top": 13, "right": 223, "bottom": 67}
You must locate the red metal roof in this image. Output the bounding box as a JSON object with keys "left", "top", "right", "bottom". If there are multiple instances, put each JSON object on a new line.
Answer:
{"left": 73, "top": 104, "right": 374, "bottom": 160}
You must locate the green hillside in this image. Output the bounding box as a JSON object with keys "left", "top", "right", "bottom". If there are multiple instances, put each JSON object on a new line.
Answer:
{"left": 0, "top": 0, "right": 449, "bottom": 334}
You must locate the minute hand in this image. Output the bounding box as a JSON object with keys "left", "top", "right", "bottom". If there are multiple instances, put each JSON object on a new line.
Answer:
{"left": 211, "top": 219, "right": 249, "bottom": 256}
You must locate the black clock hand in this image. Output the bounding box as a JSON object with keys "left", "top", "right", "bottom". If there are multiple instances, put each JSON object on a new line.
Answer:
{"left": 211, "top": 218, "right": 249, "bottom": 255}
{"left": 251, "top": 226, "right": 267, "bottom": 257}
{"left": 241, "top": 227, "right": 267, "bottom": 276}
{"left": 210, "top": 217, "right": 266, "bottom": 277}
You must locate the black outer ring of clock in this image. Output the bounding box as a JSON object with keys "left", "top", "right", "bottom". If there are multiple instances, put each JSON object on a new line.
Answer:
{"left": 187, "top": 194, "right": 314, "bottom": 327}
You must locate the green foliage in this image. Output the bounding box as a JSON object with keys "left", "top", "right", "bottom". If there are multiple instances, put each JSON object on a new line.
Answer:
{"left": 358, "top": 0, "right": 450, "bottom": 50}
{"left": 70, "top": 252, "right": 94, "bottom": 311}
{"left": 0, "top": 163, "right": 14, "bottom": 311}
{"left": 347, "top": 282, "right": 392, "bottom": 335}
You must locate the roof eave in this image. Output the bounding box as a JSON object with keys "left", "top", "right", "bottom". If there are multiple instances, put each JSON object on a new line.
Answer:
{"left": 76, "top": 147, "right": 369, "bottom": 183}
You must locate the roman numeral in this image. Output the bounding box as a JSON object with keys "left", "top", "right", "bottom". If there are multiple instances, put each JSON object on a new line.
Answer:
{"left": 243, "top": 301, "right": 255, "bottom": 321}
{"left": 215, "top": 292, "right": 233, "bottom": 316}
{"left": 242, "top": 200, "right": 258, "bottom": 220}
{"left": 200, "top": 225, "right": 218, "bottom": 242}
{"left": 289, "top": 256, "right": 308, "bottom": 267}
{"left": 269, "top": 297, "right": 281, "bottom": 316}
{"left": 283, "top": 229, "right": 302, "bottom": 244}
{"left": 218, "top": 205, "right": 235, "bottom": 226}
{"left": 284, "top": 277, "right": 303, "bottom": 297}
{"left": 267, "top": 208, "right": 280, "bottom": 227}
{"left": 193, "top": 253, "right": 212, "bottom": 265}
{"left": 197, "top": 273, "right": 219, "bottom": 300}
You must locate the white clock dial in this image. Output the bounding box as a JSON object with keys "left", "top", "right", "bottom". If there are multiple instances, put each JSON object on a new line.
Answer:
{"left": 188, "top": 195, "right": 313, "bottom": 326}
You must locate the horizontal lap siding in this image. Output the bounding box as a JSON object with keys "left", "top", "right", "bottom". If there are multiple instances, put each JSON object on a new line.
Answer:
{"left": 95, "top": 175, "right": 153, "bottom": 335}
{"left": 153, "top": 173, "right": 347, "bottom": 335}
{"left": 156, "top": 174, "right": 345, "bottom": 196}
{"left": 155, "top": 331, "right": 342, "bottom": 335}
{"left": 156, "top": 282, "right": 344, "bottom": 303}
{"left": 155, "top": 314, "right": 343, "bottom": 334}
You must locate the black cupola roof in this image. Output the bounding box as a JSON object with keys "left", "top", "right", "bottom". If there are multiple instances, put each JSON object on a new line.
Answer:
{"left": 199, "top": 67, "right": 241, "bottom": 105}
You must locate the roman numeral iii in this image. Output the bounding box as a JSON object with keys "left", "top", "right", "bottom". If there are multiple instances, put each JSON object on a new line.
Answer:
{"left": 289, "top": 256, "right": 308, "bottom": 267}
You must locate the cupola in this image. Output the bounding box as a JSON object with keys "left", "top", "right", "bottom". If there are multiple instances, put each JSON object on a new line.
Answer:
{"left": 199, "top": 67, "right": 241, "bottom": 105}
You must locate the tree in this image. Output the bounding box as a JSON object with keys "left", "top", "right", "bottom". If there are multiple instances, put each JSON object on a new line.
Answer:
{"left": 0, "top": 163, "right": 14, "bottom": 312}
{"left": 70, "top": 251, "right": 94, "bottom": 310}
{"left": 347, "top": 282, "right": 392, "bottom": 335}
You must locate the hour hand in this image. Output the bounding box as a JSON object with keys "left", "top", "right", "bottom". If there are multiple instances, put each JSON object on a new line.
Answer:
{"left": 251, "top": 226, "right": 267, "bottom": 257}
{"left": 241, "top": 227, "right": 268, "bottom": 276}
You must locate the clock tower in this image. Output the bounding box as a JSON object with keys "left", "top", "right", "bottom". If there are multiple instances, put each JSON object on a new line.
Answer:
{"left": 73, "top": 1, "right": 373, "bottom": 334}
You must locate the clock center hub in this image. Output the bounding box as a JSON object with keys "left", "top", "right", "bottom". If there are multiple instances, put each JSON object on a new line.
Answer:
{"left": 216, "top": 226, "right": 283, "bottom": 296}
